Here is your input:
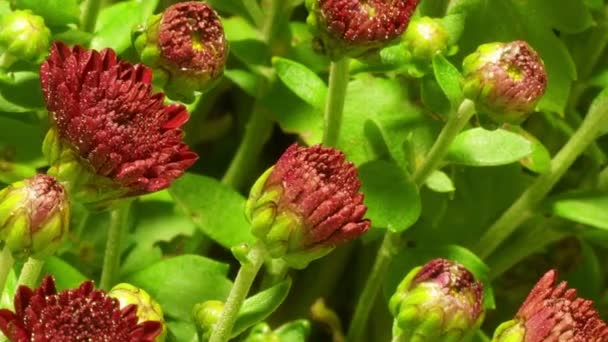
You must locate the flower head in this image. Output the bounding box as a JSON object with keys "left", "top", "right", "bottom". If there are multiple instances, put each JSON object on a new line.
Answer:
{"left": 0, "top": 174, "right": 69, "bottom": 259}
{"left": 306, "top": 0, "right": 420, "bottom": 59}
{"left": 462, "top": 40, "right": 547, "bottom": 124}
{"left": 134, "top": 1, "right": 228, "bottom": 102}
{"left": 246, "top": 144, "right": 370, "bottom": 268}
{"left": 40, "top": 41, "right": 197, "bottom": 205}
{"left": 492, "top": 270, "right": 608, "bottom": 342}
{"left": 389, "top": 258, "right": 485, "bottom": 341}
{"left": 0, "top": 276, "right": 162, "bottom": 342}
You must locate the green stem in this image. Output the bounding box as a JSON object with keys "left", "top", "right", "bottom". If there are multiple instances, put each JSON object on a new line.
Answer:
{"left": 0, "top": 246, "right": 14, "bottom": 295}
{"left": 16, "top": 257, "right": 44, "bottom": 289}
{"left": 99, "top": 201, "right": 132, "bottom": 290}
{"left": 243, "top": 0, "right": 265, "bottom": 28}
{"left": 475, "top": 98, "right": 608, "bottom": 259}
{"left": 323, "top": 59, "right": 350, "bottom": 147}
{"left": 347, "top": 99, "right": 476, "bottom": 341}
{"left": 412, "top": 99, "right": 476, "bottom": 184}
{"left": 346, "top": 233, "right": 401, "bottom": 342}
{"left": 81, "top": 0, "right": 103, "bottom": 33}
{"left": 209, "top": 242, "right": 266, "bottom": 342}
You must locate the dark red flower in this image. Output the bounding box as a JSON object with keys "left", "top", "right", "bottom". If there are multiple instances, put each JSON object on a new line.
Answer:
{"left": 40, "top": 41, "right": 197, "bottom": 198}
{"left": 0, "top": 276, "right": 161, "bottom": 342}
{"left": 246, "top": 145, "right": 370, "bottom": 267}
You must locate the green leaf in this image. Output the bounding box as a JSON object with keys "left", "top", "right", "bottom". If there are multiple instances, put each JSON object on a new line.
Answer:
{"left": 504, "top": 126, "right": 551, "bottom": 174}
{"left": 125, "top": 255, "right": 232, "bottom": 320}
{"left": 170, "top": 173, "right": 254, "bottom": 248}
{"left": 425, "top": 170, "right": 455, "bottom": 193}
{"left": 547, "top": 192, "right": 608, "bottom": 230}
{"left": 225, "top": 69, "right": 259, "bottom": 97}
{"left": 275, "top": 320, "right": 311, "bottom": 342}
{"left": 1, "top": 268, "right": 16, "bottom": 309}
{"left": 359, "top": 160, "right": 421, "bottom": 232}
{"left": 223, "top": 17, "right": 269, "bottom": 69}
{"left": 91, "top": 0, "right": 159, "bottom": 53}
{"left": 421, "top": 76, "right": 450, "bottom": 117}
{"left": 42, "top": 257, "right": 87, "bottom": 290}
{"left": 15, "top": 0, "right": 79, "bottom": 27}
{"left": 232, "top": 278, "right": 293, "bottom": 337}
{"left": 525, "top": 0, "right": 594, "bottom": 34}
{"left": 446, "top": 128, "right": 533, "bottom": 166}
{"left": 564, "top": 239, "right": 602, "bottom": 300}
{"left": 273, "top": 57, "right": 328, "bottom": 110}
{"left": 167, "top": 320, "right": 199, "bottom": 342}
{"left": 432, "top": 55, "right": 463, "bottom": 109}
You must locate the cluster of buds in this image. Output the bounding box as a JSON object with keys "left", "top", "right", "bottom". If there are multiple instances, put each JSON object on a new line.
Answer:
{"left": 389, "top": 258, "right": 485, "bottom": 341}
{"left": 462, "top": 40, "right": 547, "bottom": 125}
{"left": 134, "top": 1, "right": 228, "bottom": 102}
{"left": 246, "top": 144, "right": 370, "bottom": 269}
{"left": 306, "top": 0, "right": 420, "bottom": 60}
{"left": 40, "top": 41, "right": 197, "bottom": 208}
{"left": 0, "top": 174, "right": 69, "bottom": 259}
{"left": 0, "top": 276, "right": 163, "bottom": 341}
{"left": 492, "top": 270, "right": 608, "bottom": 341}
{"left": 0, "top": 9, "right": 50, "bottom": 68}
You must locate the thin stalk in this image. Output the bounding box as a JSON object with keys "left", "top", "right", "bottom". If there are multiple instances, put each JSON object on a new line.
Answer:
{"left": 475, "top": 98, "right": 608, "bottom": 258}
{"left": 16, "top": 257, "right": 44, "bottom": 289}
{"left": 209, "top": 242, "right": 266, "bottom": 342}
{"left": 323, "top": 59, "right": 350, "bottom": 147}
{"left": 347, "top": 99, "right": 476, "bottom": 341}
{"left": 99, "top": 201, "right": 132, "bottom": 290}
{"left": 81, "top": 0, "right": 103, "bottom": 33}
{"left": 0, "top": 246, "right": 14, "bottom": 295}
{"left": 243, "top": 0, "right": 265, "bottom": 28}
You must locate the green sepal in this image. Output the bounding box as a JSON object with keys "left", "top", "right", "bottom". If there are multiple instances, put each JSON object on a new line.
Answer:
{"left": 491, "top": 320, "right": 525, "bottom": 342}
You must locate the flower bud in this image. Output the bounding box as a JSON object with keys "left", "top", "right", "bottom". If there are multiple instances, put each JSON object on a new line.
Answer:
{"left": 109, "top": 283, "right": 166, "bottom": 342}
{"left": 0, "top": 174, "right": 69, "bottom": 259}
{"left": 491, "top": 270, "right": 608, "bottom": 342}
{"left": 40, "top": 42, "right": 197, "bottom": 207}
{"left": 305, "top": 0, "right": 420, "bottom": 60}
{"left": 244, "top": 321, "right": 311, "bottom": 342}
{"left": 389, "top": 258, "right": 485, "bottom": 341}
{"left": 402, "top": 16, "right": 455, "bottom": 76}
{"left": 193, "top": 300, "right": 224, "bottom": 341}
{"left": 0, "top": 9, "right": 50, "bottom": 67}
{"left": 246, "top": 144, "right": 370, "bottom": 269}
{"left": 462, "top": 41, "right": 547, "bottom": 124}
{"left": 134, "top": 1, "right": 228, "bottom": 102}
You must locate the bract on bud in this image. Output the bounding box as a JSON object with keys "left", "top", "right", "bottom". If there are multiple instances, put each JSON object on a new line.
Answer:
{"left": 109, "top": 283, "right": 166, "bottom": 342}
{"left": 402, "top": 16, "right": 455, "bottom": 76}
{"left": 389, "top": 258, "right": 485, "bottom": 341}
{"left": 0, "top": 174, "right": 69, "bottom": 259}
{"left": 40, "top": 42, "right": 197, "bottom": 207}
{"left": 305, "top": 0, "right": 420, "bottom": 60}
{"left": 462, "top": 40, "right": 547, "bottom": 124}
{"left": 246, "top": 144, "right": 370, "bottom": 269}
{"left": 193, "top": 300, "right": 225, "bottom": 341}
{"left": 492, "top": 270, "right": 608, "bottom": 342}
{"left": 0, "top": 10, "right": 50, "bottom": 67}
{"left": 0, "top": 276, "right": 162, "bottom": 341}
{"left": 134, "top": 1, "right": 228, "bottom": 102}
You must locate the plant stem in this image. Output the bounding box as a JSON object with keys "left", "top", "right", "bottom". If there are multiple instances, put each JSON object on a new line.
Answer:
{"left": 81, "top": 0, "right": 103, "bottom": 33}
{"left": 323, "top": 59, "right": 350, "bottom": 147}
{"left": 209, "top": 242, "right": 266, "bottom": 342}
{"left": 346, "top": 233, "right": 401, "bottom": 342}
{"left": 0, "top": 246, "right": 14, "bottom": 295}
{"left": 243, "top": 0, "right": 264, "bottom": 28}
{"left": 16, "top": 257, "right": 44, "bottom": 289}
{"left": 347, "top": 99, "right": 476, "bottom": 341}
{"left": 99, "top": 201, "right": 132, "bottom": 290}
{"left": 412, "top": 99, "right": 476, "bottom": 184}
{"left": 475, "top": 98, "right": 608, "bottom": 259}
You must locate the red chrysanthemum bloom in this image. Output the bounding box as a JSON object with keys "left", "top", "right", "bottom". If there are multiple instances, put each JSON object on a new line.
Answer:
{"left": 40, "top": 41, "right": 197, "bottom": 204}
{"left": 306, "top": 0, "right": 420, "bottom": 59}
{"left": 0, "top": 276, "right": 161, "bottom": 342}
{"left": 492, "top": 270, "right": 608, "bottom": 342}
{"left": 246, "top": 144, "right": 370, "bottom": 268}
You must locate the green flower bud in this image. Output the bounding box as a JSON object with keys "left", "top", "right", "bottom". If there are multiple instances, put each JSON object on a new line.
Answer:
{"left": 402, "top": 16, "right": 455, "bottom": 76}
{"left": 0, "top": 174, "right": 69, "bottom": 259}
{"left": 389, "top": 258, "right": 485, "bottom": 341}
{"left": 108, "top": 283, "right": 166, "bottom": 342}
{"left": 462, "top": 41, "right": 547, "bottom": 124}
{"left": 134, "top": 1, "right": 228, "bottom": 102}
{"left": 244, "top": 323, "right": 280, "bottom": 342}
{"left": 491, "top": 270, "right": 608, "bottom": 342}
{"left": 193, "top": 300, "right": 224, "bottom": 341}
{"left": 246, "top": 144, "right": 370, "bottom": 269}
{"left": 244, "top": 321, "right": 311, "bottom": 342}
{"left": 0, "top": 9, "right": 50, "bottom": 67}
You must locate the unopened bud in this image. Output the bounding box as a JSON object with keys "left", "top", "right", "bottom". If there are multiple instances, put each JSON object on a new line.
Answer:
{"left": 193, "top": 300, "right": 224, "bottom": 341}
{"left": 109, "top": 283, "right": 166, "bottom": 342}
{"left": 0, "top": 10, "right": 50, "bottom": 67}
